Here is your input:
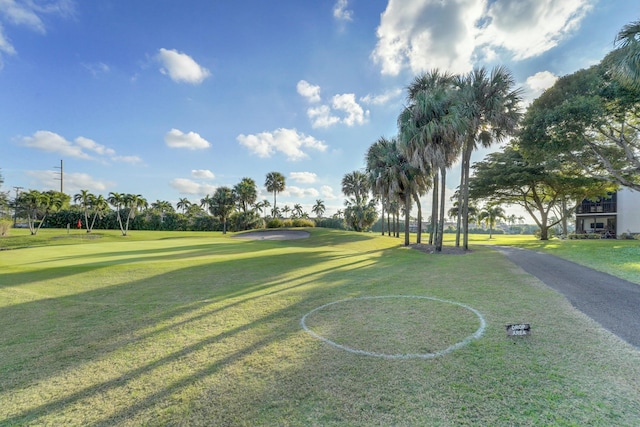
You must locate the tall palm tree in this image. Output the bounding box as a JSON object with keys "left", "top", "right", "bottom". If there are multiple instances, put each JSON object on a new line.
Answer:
{"left": 281, "top": 205, "right": 291, "bottom": 219}
{"left": 123, "top": 194, "right": 147, "bottom": 236}
{"left": 234, "top": 177, "right": 258, "bottom": 214}
{"left": 210, "top": 186, "right": 236, "bottom": 234}
{"left": 399, "top": 70, "right": 466, "bottom": 252}
{"left": 88, "top": 195, "right": 109, "bottom": 232}
{"left": 312, "top": 199, "right": 325, "bottom": 219}
{"left": 613, "top": 19, "right": 640, "bottom": 86}
{"left": 265, "top": 171, "right": 286, "bottom": 217}
{"left": 366, "top": 136, "right": 395, "bottom": 236}
{"left": 74, "top": 189, "right": 94, "bottom": 232}
{"left": 455, "top": 66, "right": 522, "bottom": 250}
{"left": 108, "top": 192, "right": 125, "bottom": 234}
{"left": 341, "top": 171, "right": 370, "bottom": 206}
{"left": 255, "top": 199, "right": 270, "bottom": 220}
{"left": 177, "top": 198, "right": 191, "bottom": 214}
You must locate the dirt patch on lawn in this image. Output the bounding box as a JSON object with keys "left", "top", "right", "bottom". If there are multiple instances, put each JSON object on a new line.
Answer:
{"left": 233, "top": 230, "right": 311, "bottom": 240}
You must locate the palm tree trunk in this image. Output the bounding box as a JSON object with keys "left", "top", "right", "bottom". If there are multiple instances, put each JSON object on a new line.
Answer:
{"left": 387, "top": 210, "right": 391, "bottom": 236}
{"left": 381, "top": 197, "right": 385, "bottom": 236}
{"left": 455, "top": 148, "right": 466, "bottom": 247}
{"left": 462, "top": 147, "right": 473, "bottom": 250}
{"left": 413, "top": 191, "right": 422, "bottom": 244}
{"left": 436, "top": 167, "right": 447, "bottom": 252}
{"left": 404, "top": 191, "right": 411, "bottom": 246}
{"left": 430, "top": 172, "right": 439, "bottom": 246}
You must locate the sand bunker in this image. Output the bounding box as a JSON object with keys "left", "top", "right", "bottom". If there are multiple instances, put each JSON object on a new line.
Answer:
{"left": 233, "top": 230, "right": 310, "bottom": 240}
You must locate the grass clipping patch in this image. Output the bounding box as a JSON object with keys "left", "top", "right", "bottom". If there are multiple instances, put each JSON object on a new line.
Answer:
{"left": 302, "top": 296, "right": 483, "bottom": 358}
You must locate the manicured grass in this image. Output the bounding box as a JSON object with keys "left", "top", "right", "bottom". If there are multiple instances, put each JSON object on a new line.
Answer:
{"left": 1, "top": 228, "right": 639, "bottom": 425}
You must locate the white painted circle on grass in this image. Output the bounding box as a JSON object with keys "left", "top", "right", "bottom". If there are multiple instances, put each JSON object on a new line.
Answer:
{"left": 301, "top": 295, "right": 486, "bottom": 359}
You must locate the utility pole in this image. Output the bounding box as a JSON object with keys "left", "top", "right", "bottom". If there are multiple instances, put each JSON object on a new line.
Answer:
{"left": 13, "top": 186, "right": 23, "bottom": 226}
{"left": 53, "top": 159, "right": 64, "bottom": 193}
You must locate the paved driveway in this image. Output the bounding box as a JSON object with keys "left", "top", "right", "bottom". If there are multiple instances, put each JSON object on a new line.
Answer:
{"left": 492, "top": 246, "right": 640, "bottom": 349}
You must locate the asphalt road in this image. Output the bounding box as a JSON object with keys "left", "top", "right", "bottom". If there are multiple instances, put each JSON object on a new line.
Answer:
{"left": 492, "top": 246, "right": 640, "bottom": 349}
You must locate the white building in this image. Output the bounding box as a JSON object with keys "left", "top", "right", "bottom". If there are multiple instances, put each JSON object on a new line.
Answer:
{"left": 575, "top": 187, "right": 640, "bottom": 237}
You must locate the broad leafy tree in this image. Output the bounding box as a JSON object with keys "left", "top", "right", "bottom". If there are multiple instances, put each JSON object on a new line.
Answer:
{"left": 469, "top": 143, "right": 614, "bottom": 240}
{"left": 265, "top": 172, "right": 286, "bottom": 217}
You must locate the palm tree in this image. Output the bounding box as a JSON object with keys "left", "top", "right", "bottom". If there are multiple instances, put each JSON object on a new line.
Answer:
{"left": 234, "top": 177, "right": 258, "bottom": 214}
{"left": 399, "top": 70, "right": 466, "bottom": 252}
{"left": 200, "top": 194, "right": 213, "bottom": 212}
{"left": 210, "top": 186, "right": 236, "bottom": 234}
{"left": 281, "top": 205, "right": 291, "bottom": 219}
{"left": 107, "top": 192, "right": 126, "bottom": 234}
{"left": 455, "top": 66, "right": 522, "bottom": 250}
{"left": 293, "top": 203, "right": 303, "bottom": 218}
{"left": 613, "top": 19, "right": 640, "bottom": 86}
{"left": 366, "top": 137, "right": 395, "bottom": 236}
{"left": 88, "top": 195, "right": 109, "bottom": 232}
{"left": 123, "top": 194, "right": 147, "bottom": 236}
{"left": 255, "top": 199, "right": 270, "bottom": 220}
{"left": 74, "top": 189, "right": 94, "bottom": 232}
{"left": 342, "top": 171, "right": 378, "bottom": 232}
{"left": 265, "top": 171, "right": 286, "bottom": 217}
{"left": 18, "top": 190, "right": 64, "bottom": 235}
{"left": 478, "top": 205, "right": 506, "bottom": 239}
{"left": 311, "top": 199, "right": 325, "bottom": 219}
{"left": 176, "top": 197, "right": 191, "bottom": 214}
{"left": 341, "top": 171, "right": 370, "bottom": 206}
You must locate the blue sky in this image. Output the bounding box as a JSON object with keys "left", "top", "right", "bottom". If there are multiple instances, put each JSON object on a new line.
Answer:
{"left": 1, "top": 0, "right": 636, "bottom": 217}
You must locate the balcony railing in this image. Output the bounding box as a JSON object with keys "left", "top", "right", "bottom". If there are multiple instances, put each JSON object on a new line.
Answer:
{"left": 576, "top": 201, "right": 617, "bottom": 214}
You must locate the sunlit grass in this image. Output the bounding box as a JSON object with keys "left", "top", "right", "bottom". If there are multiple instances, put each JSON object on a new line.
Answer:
{"left": 1, "top": 228, "right": 639, "bottom": 425}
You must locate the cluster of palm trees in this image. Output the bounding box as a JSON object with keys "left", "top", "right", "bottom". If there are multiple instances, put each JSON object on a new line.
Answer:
{"left": 364, "top": 66, "right": 523, "bottom": 251}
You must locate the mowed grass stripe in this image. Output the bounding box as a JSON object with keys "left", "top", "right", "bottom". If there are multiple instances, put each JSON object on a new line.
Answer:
{"left": 0, "top": 228, "right": 639, "bottom": 426}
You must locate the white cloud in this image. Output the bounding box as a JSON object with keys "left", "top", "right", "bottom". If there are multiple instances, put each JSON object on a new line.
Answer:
{"left": 26, "top": 170, "right": 114, "bottom": 194}
{"left": 321, "top": 185, "right": 338, "bottom": 200}
{"left": 169, "top": 178, "right": 216, "bottom": 196}
{"left": 75, "top": 136, "right": 116, "bottom": 157}
{"left": 371, "top": 0, "right": 592, "bottom": 76}
{"left": 157, "top": 48, "right": 210, "bottom": 84}
{"left": 21, "top": 130, "right": 92, "bottom": 159}
{"left": 283, "top": 186, "right": 320, "bottom": 198}
{"left": 360, "top": 88, "right": 403, "bottom": 106}
{"left": 165, "top": 128, "right": 211, "bottom": 150}
{"left": 19, "top": 130, "right": 141, "bottom": 164}
{"left": 332, "top": 93, "right": 369, "bottom": 126}
{"left": 333, "top": 0, "right": 353, "bottom": 22}
{"left": 479, "top": 0, "right": 593, "bottom": 60}
{"left": 297, "top": 80, "right": 321, "bottom": 103}
{"left": 308, "top": 104, "right": 341, "bottom": 128}
{"left": 290, "top": 172, "right": 317, "bottom": 184}
{"left": 191, "top": 169, "right": 215, "bottom": 179}
{"left": 526, "top": 71, "right": 559, "bottom": 94}
{"left": 0, "top": 0, "right": 73, "bottom": 68}
{"left": 237, "top": 128, "right": 327, "bottom": 161}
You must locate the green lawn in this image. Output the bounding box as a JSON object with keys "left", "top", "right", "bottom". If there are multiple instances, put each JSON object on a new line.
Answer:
{"left": 1, "top": 228, "right": 639, "bottom": 425}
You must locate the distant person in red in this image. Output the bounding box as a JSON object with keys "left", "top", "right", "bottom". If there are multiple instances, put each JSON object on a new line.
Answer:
{"left": 77, "top": 219, "right": 82, "bottom": 229}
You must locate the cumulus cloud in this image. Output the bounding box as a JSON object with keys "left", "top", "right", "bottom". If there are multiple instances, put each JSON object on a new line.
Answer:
{"left": 26, "top": 170, "right": 114, "bottom": 194}
{"left": 290, "top": 172, "right": 317, "bottom": 184}
{"left": 19, "top": 130, "right": 141, "bottom": 164}
{"left": 333, "top": 0, "right": 353, "bottom": 22}
{"left": 165, "top": 128, "right": 211, "bottom": 150}
{"left": 307, "top": 104, "right": 341, "bottom": 128}
{"left": 332, "top": 93, "right": 369, "bottom": 126}
{"left": 321, "top": 185, "right": 338, "bottom": 200}
{"left": 360, "top": 88, "right": 403, "bottom": 106}
{"left": 297, "top": 80, "right": 321, "bottom": 103}
{"left": 525, "top": 71, "right": 559, "bottom": 98}
{"left": 283, "top": 186, "right": 320, "bottom": 198}
{"left": 237, "top": 128, "right": 327, "bottom": 161}
{"left": 0, "top": 0, "right": 73, "bottom": 68}
{"left": 157, "top": 48, "right": 210, "bottom": 84}
{"left": 191, "top": 169, "right": 215, "bottom": 179}
{"left": 169, "top": 178, "right": 217, "bottom": 196}
{"left": 371, "top": 0, "right": 593, "bottom": 76}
